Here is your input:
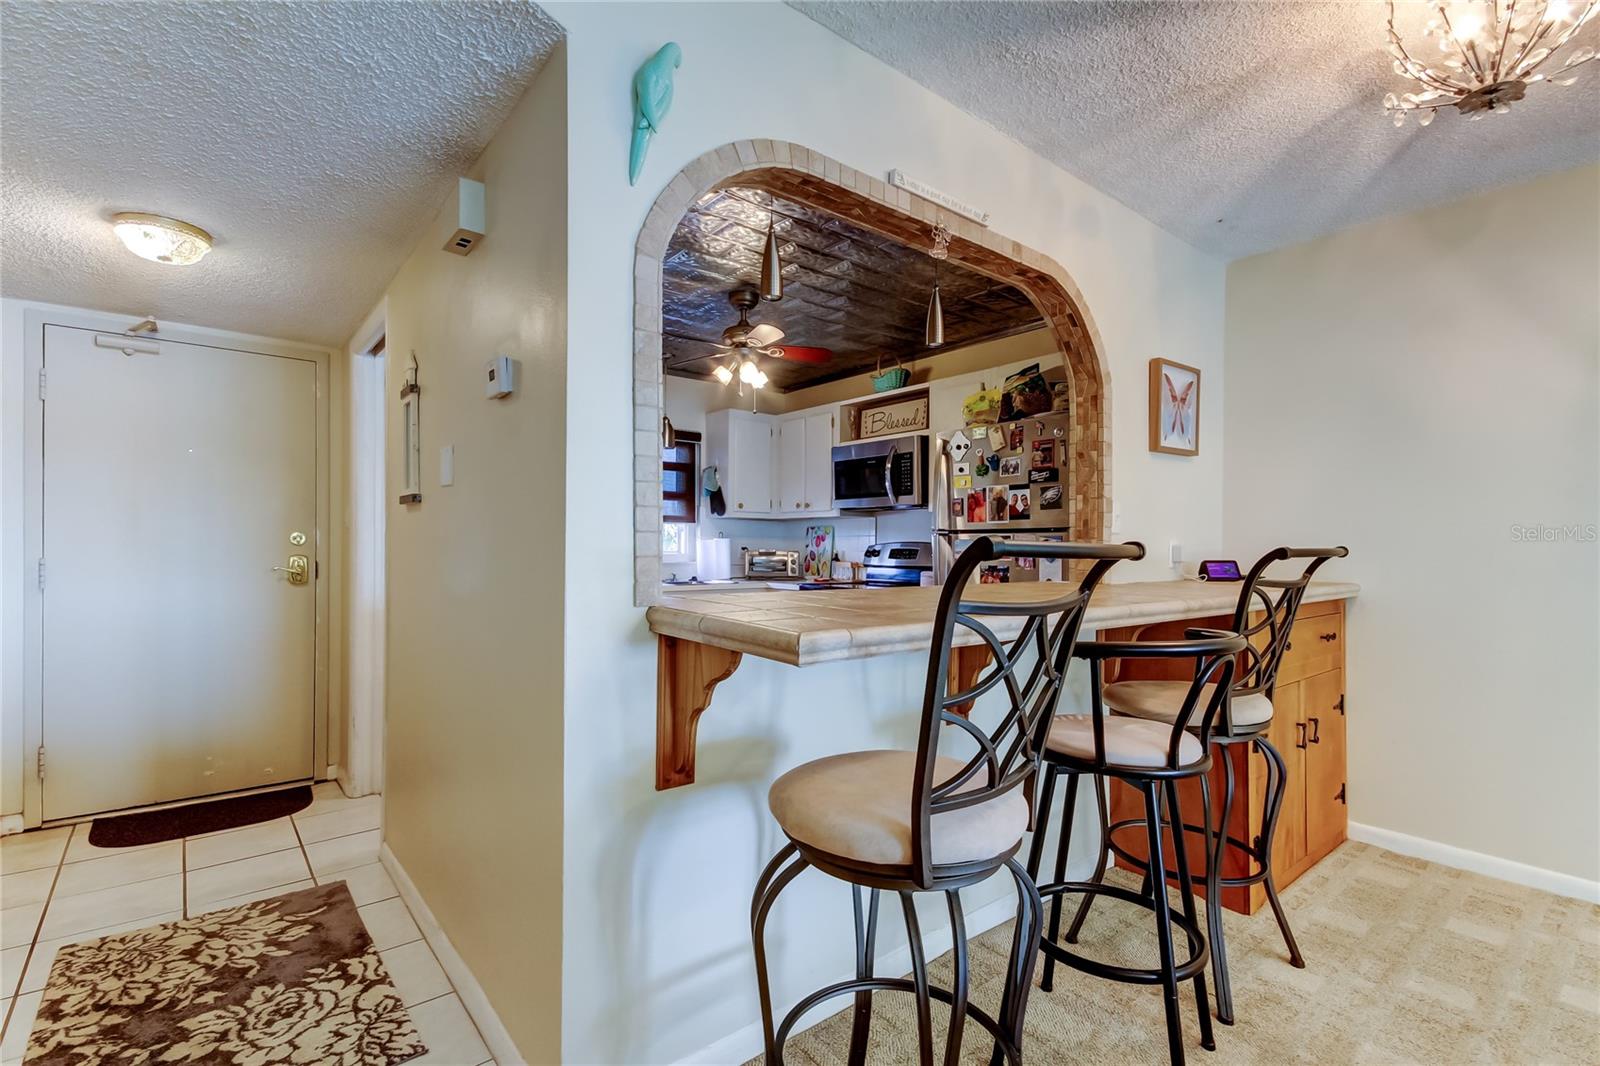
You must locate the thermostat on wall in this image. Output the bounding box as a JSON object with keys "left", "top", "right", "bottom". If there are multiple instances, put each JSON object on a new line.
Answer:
{"left": 485, "top": 355, "right": 518, "bottom": 399}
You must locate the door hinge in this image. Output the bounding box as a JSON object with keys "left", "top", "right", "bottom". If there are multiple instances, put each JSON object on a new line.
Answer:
{"left": 37, "top": 368, "right": 46, "bottom": 401}
{"left": 36, "top": 745, "right": 45, "bottom": 782}
{"left": 1336, "top": 782, "right": 1346, "bottom": 805}
{"left": 1336, "top": 694, "right": 1345, "bottom": 715}
{"left": 36, "top": 558, "right": 45, "bottom": 591}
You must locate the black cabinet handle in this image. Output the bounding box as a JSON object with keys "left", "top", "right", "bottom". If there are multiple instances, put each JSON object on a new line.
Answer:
{"left": 1320, "top": 632, "right": 1338, "bottom": 642}
{"left": 1296, "top": 722, "right": 1307, "bottom": 749}
{"left": 1308, "top": 716, "right": 1321, "bottom": 744}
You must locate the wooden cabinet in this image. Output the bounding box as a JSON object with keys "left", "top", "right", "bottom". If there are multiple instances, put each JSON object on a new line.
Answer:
{"left": 705, "top": 409, "right": 775, "bottom": 515}
{"left": 774, "top": 411, "right": 836, "bottom": 517}
{"left": 1106, "top": 599, "right": 1348, "bottom": 915}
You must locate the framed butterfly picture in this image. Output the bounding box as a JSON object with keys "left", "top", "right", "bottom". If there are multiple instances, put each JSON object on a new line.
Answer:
{"left": 1149, "top": 358, "right": 1200, "bottom": 456}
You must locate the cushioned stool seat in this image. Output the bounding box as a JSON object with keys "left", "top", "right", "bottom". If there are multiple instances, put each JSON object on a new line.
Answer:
{"left": 768, "top": 750, "right": 1028, "bottom": 867}
{"left": 1046, "top": 714, "right": 1204, "bottom": 769}
{"left": 1103, "top": 681, "right": 1274, "bottom": 729}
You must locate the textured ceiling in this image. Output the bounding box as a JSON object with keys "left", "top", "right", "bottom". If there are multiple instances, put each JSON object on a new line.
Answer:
{"left": 663, "top": 187, "right": 1044, "bottom": 391}
{"left": 0, "top": 1, "right": 563, "bottom": 345}
{"left": 791, "top": 1, "right": 1600, "bottom": 259}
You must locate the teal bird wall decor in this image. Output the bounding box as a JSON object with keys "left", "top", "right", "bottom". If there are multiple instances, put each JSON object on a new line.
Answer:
{"left": 630, "top": 42, "right": 682, "bottom": 187}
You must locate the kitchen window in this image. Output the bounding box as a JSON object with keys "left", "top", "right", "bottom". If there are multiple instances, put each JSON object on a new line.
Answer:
{"left": 661, "top": 431, "right": 699, "bottom": 562}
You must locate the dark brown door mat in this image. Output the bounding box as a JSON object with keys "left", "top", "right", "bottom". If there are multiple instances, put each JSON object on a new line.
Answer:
{"left": 87, "top": 785, "right": 313, "bottom": 847}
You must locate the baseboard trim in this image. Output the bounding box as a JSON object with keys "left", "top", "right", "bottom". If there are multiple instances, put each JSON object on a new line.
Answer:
{"left": 674, "top": 890, "right": 1020, "bottom": 1065}
{"left": 1348, "top": 822, "right": 1600, "bottom": 904}
{"left": 380, "top": 843, "right": 525, "bottom": 1065}
{"left": 0, "top": 814, "right": 23, "bottom": 836}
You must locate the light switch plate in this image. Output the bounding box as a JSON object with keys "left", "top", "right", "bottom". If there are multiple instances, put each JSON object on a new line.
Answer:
{"left": 439, "top": 445, "right": 454, "bottom": 487}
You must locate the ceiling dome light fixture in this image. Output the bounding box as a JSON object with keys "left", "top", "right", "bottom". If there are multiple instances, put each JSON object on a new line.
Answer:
{"left": 1383, "top": 0, "right": 1598, "bottom": 125}
{"left": 111, "top": 212, "right": 213, "bottom": 265}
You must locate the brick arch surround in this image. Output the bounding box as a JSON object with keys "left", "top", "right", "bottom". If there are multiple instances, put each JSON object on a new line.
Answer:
{"left": 633, "top": 140, "right": 1112, "bottom": 605}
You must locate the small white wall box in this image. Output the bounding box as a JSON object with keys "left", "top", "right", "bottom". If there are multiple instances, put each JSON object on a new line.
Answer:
{"left": 443, "top": 177, "right": 486, "bottom": 255}
{"left": 485, "top": 355, "right": 518, "bottom": 398}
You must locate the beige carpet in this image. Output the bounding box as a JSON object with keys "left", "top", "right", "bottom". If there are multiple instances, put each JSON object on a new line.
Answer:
{"left": 754, "top": 842, "right": 1600, "bottom": 1065}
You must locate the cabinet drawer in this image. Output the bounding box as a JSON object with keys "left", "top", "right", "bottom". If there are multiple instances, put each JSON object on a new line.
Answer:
{"left": 1276, "top": 608, "right": 1343, "bottom": 685}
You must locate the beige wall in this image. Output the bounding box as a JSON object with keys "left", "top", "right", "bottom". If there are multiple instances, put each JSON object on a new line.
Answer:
{"left": 379, "top": 45, "right": 566, "bottom": 1062}
{"left": 1223, "top": 165, "right": 1599, "bottom": 885}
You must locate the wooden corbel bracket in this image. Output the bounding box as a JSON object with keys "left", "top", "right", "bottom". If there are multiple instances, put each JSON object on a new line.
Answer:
{"left": 656, "top": 635, "right": 743, "bottom": 789}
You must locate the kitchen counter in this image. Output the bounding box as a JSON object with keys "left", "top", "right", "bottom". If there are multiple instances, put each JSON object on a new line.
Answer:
{"left": 649, "top": 577, "right": 1359, "bottom": 787}
{"left": 649, "top": 578, "right": 1361, "bottom": 666}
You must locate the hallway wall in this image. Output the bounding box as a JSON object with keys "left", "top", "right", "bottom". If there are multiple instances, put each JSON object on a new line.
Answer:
{"left": 372, "top": 44, "right": 567, "bottom": 1064}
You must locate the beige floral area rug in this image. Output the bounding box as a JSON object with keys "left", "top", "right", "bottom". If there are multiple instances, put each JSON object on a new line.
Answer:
{"left": 25, "top": 882, "right": 426, "bottom": 1065}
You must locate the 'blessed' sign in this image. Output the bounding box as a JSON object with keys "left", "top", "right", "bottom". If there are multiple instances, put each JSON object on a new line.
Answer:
{"left": 857, "top": 394, "right": 930, "bottom": 439}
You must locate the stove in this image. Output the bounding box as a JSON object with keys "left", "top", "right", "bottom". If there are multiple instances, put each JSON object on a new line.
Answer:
{"left": 860, "top": 541, "right": 933, "bottom": 588}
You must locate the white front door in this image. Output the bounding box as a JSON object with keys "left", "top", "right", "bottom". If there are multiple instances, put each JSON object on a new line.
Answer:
{"left": 41, "top": 324, "right": 317, "bottom": 820}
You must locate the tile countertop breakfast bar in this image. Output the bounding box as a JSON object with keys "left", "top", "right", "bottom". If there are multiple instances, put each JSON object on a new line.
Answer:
{"left": 649, "top": 575, "right": 1361, "bottom": 914}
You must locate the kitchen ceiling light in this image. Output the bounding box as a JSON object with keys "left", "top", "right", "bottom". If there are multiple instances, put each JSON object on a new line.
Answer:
{"left": 713, "top": 364, "right": 734, "bottom": 385}
{"left": 111, "top": 212, "right": 213, "bottom": 265}
{"left": 760, "top": 211, "right": 784, "bottom": 302}
{"left": 1383, "top": 0, "right": 1598, "bottom": 124}
{"left": 925, "top": 222, "right": 949, "bottom": 349}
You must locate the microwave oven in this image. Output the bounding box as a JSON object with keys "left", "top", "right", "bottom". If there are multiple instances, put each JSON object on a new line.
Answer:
{"left": 832, "top": 434, "right": 928, "bottom": 511}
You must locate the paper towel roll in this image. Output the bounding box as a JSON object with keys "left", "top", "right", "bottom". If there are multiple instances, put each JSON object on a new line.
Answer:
{"left": 697, "top": 536, "right": 732, "bottom": 581}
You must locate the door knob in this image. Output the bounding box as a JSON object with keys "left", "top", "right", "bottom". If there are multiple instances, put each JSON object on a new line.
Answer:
{"left": 273, "top": 554, "right": 310, "bottom": 585}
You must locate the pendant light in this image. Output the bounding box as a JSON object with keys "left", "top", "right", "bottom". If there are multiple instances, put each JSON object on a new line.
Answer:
{"left": 925, "top": 222, "right": 950, "bottom": 349}
{"left": 924, "top": 270, "right": 945, "bottom": 349}
{"left": 760, "top": 207, "right": 783, "bottom": 302}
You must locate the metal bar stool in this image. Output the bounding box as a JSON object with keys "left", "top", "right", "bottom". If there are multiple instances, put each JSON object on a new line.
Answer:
{"left": 1068, "top": 546, "right": 1349, "bottom": 1025}
{"left": 751, "top": 537, "right": 1144, "bottom": 1066}
{"left": 1027, "top": 631, "right": 1248, "bottom": 1066}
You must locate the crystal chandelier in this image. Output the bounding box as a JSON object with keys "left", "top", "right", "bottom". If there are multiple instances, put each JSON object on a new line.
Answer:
{"left": 1383, "top": 0, "right": 1598, "bottom": 125}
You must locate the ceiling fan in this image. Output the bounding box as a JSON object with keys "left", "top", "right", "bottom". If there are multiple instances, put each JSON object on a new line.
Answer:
{"left": 704, "top": 286, "right": 832, "bottom": 391}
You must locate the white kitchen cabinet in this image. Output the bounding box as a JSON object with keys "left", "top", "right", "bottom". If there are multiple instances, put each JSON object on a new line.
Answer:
{"left": 804, "top": 411, "right": 835, "bottom": 513}
{"left": 774, "top": 411, "right": 836, "bottom": 517}
{"left": 706, "top": 408, "right": 776, "bottom": 515}
{"left": 777, "top": 418, "right": 807, "bottom": 514}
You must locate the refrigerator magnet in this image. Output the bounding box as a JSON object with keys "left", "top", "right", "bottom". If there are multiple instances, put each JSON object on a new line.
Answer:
{"left": 953, "top": 474, "right": 972, "bottom": 490}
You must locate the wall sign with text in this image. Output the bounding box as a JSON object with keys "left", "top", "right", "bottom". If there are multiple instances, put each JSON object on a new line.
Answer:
{"left": 855, "top": 393, "right": 929, "bottom": 439}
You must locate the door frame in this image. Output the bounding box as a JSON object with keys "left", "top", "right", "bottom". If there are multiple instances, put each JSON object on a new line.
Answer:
{"left": 21, "top": 306, "right": 334, "bottom": 827}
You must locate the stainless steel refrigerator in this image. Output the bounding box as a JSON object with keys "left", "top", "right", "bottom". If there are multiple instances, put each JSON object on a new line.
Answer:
{"left": 932, "top": 411, "right": 1073, "bottom": 584}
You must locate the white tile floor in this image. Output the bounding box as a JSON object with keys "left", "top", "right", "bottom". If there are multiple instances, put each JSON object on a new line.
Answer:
{"left": 0, "top": 782, "right": 494, "bottom": 1066}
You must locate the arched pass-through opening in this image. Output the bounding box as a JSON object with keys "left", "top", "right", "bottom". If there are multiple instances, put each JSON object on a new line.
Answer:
{"left": 632, "top": 141, "right": 1111, "bottom": 605}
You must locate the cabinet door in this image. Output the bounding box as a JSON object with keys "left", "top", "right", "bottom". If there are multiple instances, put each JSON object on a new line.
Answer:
{"left": 1302, "top": 669, "right": 1347, "bottom": 858}
{"left": 776, "top": 419, "right": 807, "bottom": 514}
{"left": 729, "top": 415, "right": 774, "bottom": 514}
{"left": 1257, "top": 679, "right": 1307, "bottom": 873}
{"left": 803, "top": 412, "right": 834, "bottom": 511}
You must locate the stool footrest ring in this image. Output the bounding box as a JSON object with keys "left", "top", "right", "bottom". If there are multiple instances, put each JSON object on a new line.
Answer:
{"left": 1105, "top": 816, "right": 1275, "bottom": 890}
{"left": 1036, "top": 879, "right": 1209, "bottom": 984}
{"left": 773, "top": 976, "right": 1019, "bottom": 1066}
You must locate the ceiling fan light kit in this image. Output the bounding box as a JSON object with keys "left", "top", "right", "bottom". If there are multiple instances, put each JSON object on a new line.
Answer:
{"left": 1383, "top": 0, "right": 1598, "bottom": 124}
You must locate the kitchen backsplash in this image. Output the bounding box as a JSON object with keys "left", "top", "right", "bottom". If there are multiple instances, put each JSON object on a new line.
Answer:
{"left": 693, "top": 510, "right": 935, "bottom": 577}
